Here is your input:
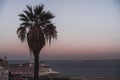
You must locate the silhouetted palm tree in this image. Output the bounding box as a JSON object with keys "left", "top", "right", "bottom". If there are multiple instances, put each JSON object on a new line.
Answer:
{"left": 17, "top": 4, "right": 57, "bottom": 80}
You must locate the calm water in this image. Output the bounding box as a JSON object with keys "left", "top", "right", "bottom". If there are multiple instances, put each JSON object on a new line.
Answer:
{"left": 9, "top": 60, "right": 120, "bottom": 77}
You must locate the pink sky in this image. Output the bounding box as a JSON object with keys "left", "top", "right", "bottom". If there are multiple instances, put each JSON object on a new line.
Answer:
{"left": 0, "top": 0, "right": 120, "bottom": 60}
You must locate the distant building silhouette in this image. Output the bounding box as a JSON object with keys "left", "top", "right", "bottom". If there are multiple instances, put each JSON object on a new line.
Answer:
{"left": 0, "top": 56, "right": 9, "bottom": 80}
{"left": 2, "top": 56, "right": 8, "bottom": 68}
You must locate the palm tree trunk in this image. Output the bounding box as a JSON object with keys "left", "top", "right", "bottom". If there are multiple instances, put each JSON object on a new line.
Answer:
{"left": 34, "top": 54, "right": 39, "bottom": 80}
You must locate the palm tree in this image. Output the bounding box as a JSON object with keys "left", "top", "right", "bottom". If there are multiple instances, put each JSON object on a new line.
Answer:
{"left": 17, "top": 4, "right": 57, "bottom": 80}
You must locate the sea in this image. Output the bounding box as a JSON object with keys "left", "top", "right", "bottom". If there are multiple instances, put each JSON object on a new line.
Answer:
{"left": 9, "top": 60, "right": 120, "bottom": 77}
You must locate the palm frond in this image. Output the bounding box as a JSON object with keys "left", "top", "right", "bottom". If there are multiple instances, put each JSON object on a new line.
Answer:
{"left": 20, "top": 22, "right": 31, "bottom": 27}
{"left": 17, "top": 26, "right": 27, "bottom": 42}
{"left": 20, "top": 18, "right": 28, "bottom": 22}
{"left": 43, "top": 24, "right": 57, "bottom": 45}
{"left": 34, "top": 4, "right": 44, "bottom": 15}
{"left": 40, "top": 11, "right": 54, "bottom": 22}
{"left": 26, "top": 5, "right": 32, "bottom": 13}
{"left": 23, "top": 10, "right": 34, "bottom": 21}
{"left": 44, "top": 11, "right": 55, "bottom": 20}
{"left": 18, "top": 14, "right": 27, "bottom": 18}
{"left": 19, "top": 14, "right": 29, "bottom": 22}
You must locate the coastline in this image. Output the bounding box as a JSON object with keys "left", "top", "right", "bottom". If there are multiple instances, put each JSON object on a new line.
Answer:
{"left": 40, "top": 75, "right": 120, "bottom": 80}
{"left": 9, "top": 74, "right": 120, "bottom": 80}
{"left": 70, "top": 76, "right": 120, "bottom": 80}
{"left": 8, "top": 60, "right": 120, "bottom": 80}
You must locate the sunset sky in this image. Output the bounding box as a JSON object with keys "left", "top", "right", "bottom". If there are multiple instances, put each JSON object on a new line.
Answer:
{"left": 0, "top": 0, "right": 120, "bottom": 60}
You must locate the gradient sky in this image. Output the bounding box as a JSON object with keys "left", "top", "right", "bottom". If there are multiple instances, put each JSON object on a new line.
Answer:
{"left": 0, "top": 0, "right": 120, "bottom": 60}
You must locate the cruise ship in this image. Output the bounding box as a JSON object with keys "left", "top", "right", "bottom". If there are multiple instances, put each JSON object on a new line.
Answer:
{"left": 9, "top": 61, "right": 59, "bottom": 77}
